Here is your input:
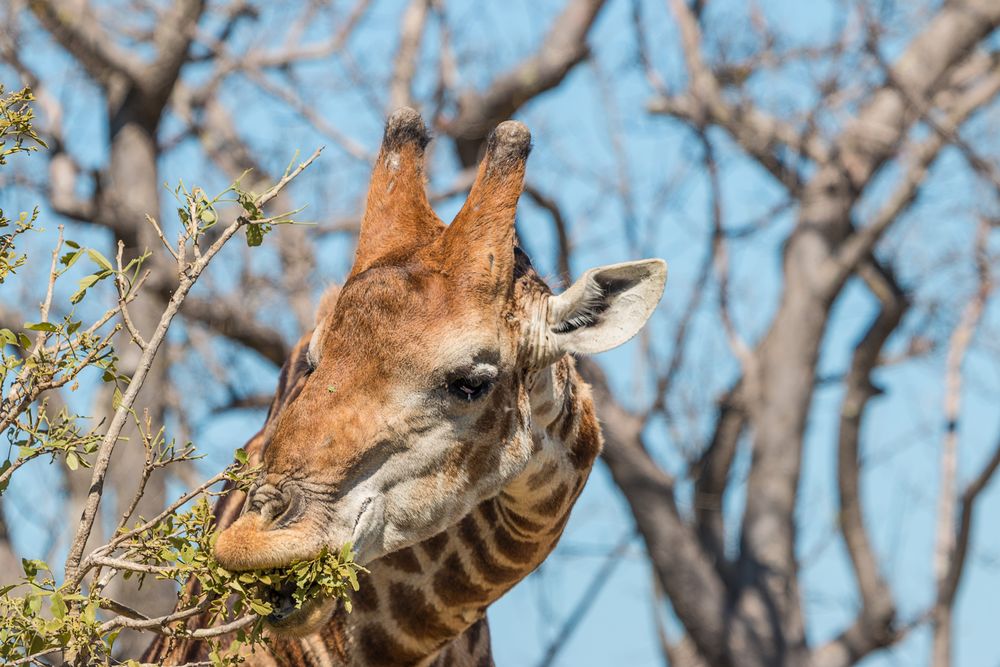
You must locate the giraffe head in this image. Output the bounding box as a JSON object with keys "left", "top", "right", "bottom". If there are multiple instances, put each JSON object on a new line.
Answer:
{"left": 213, "top": 108, "right": 666, "bottom": 633}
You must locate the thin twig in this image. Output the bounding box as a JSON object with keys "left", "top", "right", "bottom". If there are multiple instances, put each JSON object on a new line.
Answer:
{"left": 64, "top": 148, "right": 322, "bottom": 588}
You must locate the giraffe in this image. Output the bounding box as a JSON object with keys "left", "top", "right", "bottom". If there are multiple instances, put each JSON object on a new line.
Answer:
{"left": 144, "top": 108, "right": 666, "bottom": 666}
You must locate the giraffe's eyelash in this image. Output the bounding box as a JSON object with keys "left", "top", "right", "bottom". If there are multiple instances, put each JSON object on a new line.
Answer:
{"left": 442, "top": 363, "right": 498, "bottom": 402}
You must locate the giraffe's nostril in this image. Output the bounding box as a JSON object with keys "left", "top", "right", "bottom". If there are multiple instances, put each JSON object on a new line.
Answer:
{"left": 272, "top": 485, "right": 305, "bottom": 528}
{"left": 250, "top": 484, "right": 304, "bottom": 528}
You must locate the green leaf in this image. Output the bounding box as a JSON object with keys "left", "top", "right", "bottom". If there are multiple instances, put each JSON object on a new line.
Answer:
{"left": 59, "top": 249, "right": 83, "bottom": 268}
{"left": 24, "top": 559, "right": 48, "bottom": 581}
{"left": 248, "top": 599, "right": 273, "bottom": 615}
{"left": 245, "top": 223, "right": 263, "bottom": 247}
{"left": 234, "top": 448, "right": 248, "bottom": 465}
{"left": 49, "top": 592, "right": 65, "bottom": 619}
{"left": 77, "top": 274, "right": 100, "bottom": 291}
{"left": 0, "top": 328, "right": 17, "bottom": 345}
{"left": 65, "top": 451, "right": 79, "bottom": 471}
{"left": 86, "top": 248, "right": 114, "bottom": 272}
{"left": 23, "top": 321, "right": 57, "bottom": 332}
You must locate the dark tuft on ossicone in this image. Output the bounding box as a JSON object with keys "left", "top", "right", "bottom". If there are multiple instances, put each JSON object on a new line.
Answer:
{"left": 383, "top": 107, "right": 431, "bottom": 152}
{"left": 484, "top": 120, "right": 532, "bottom": 175}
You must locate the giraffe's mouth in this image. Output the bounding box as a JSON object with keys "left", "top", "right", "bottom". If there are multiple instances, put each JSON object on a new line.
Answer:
{"left": 261, "top": 584, "right": 337, "bottom": 636}
{"left": 263, "top": 583, "right": 299, "bottom": 624}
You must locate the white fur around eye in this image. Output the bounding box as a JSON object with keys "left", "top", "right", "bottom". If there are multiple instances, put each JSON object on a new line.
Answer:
{"left": 467, "top": 363, "right": 499, "bottom": 381}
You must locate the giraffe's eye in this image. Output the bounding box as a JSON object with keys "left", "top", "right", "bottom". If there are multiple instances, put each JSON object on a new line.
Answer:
{"left": 447, "top": 377, "right": 492, "bottom": 402}
{"left": 445, "top": 361, "right": 498, "bottom": 403}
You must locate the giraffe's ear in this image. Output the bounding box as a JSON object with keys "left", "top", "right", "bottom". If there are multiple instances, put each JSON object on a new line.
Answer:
{"left": 546, "top": 259, "right": 667, "bottom": 355}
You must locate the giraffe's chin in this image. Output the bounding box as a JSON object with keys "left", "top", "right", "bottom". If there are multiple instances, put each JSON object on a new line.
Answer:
{"left": 263, "top": 596, "right": 337, "bottom": 638}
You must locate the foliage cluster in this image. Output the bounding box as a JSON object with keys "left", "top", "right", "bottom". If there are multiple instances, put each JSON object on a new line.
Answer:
{"left": 0, "top": 87, "right": 357, "bottom": 666}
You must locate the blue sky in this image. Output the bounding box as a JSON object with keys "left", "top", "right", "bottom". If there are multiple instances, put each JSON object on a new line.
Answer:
{"left": 3, "top": 1, "right": 1000, "bottom": 665}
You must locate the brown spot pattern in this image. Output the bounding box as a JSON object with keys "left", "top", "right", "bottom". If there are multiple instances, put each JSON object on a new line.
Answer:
{"left": 270, "top": 639, "right": 304, "bottom": 665}
{"left": 493, "top": 522, "right": 538, "bottom": 563}
{"left": 458, "top": 515, "right": 520, "bottom": 584}
{"left": 320, "top": 615, "right": 349, "bottom": 663}
{"left": 526, "top": 460, "right": 559, "bottom": 491}
{"left": 359, "top": 623, "right": 425, "bottom": 666}
{"left": 478, "top": 498, "right": 498, "bottom": 524}
{"left": 389, "top": 582, "right": 454, "bottom": 643}
{"left": 473, "top": 405, "right": 498, "bottom": 433}
{"left": 569, "top": 404, "right": 602, "bottom": 470}
{"left": 352, "top": 573, "right": 380, "bottom": 612}
{"left": 532, "top": 481, "right": 569, "bottom": 515}
{"left": 502, "top": 507, "right": 544, "bottom": 534}
{"left": 465, "top": 617, "right": 484, "bottom": 651}
{"left": 422, "top": 531, "right": 450, "bottom": 561}
{"left": 383, "top": 546, "right": 423, "bottom": 574}
{"left": 557, "top": 390, "right": 578, "bottom": 443}
{"left": 546, "top": 511, "right": 572, "bottom": 537}
{"left": 434, "top": 553, "right": 490, "bottom": 606}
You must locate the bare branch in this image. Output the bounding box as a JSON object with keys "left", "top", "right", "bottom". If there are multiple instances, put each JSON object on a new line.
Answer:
{"left": 691, "top": 386, "right": 743, "bottom": 578}
{"left": 535, "top": 532, "right": 634, "bottom": 667}
{"left": 814, "top": 260, "right": 906, "bottom": 667}
{"left": 180, "top": 296, "right": 289, "bottom": 367}
{"left": 389, "top": 0, "right": 432, "bottom": 111}
{"left": 648, "top": 0, "right": 830, "bottom": 189}
{"left": 523, "top": 184, "right": 573, "bottom": 288}
{"left": 442, "top": 0, "right": 609, "bottom": 166}
{"left": 63, "top": 148, "right": 322, "bottom": 587}
{"left": 836, "top": 0, "right": 1000, "bottom": 186}
{"left": 578, "top": 359, "right": 732, "bottom": 666}
{"left": 832, "top": 64, "right": 1000, "bottom": 286}
{"left": 931, "top": 219, "right": 994, "bottom": 667}
{"left": 143, "top": 0, "right": 206, "bottom": 99}
{"left": 28, "top": 0, "right": 142, "bottom": 87}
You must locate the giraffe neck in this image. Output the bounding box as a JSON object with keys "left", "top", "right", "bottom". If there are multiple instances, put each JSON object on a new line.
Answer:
{"left": 262, "top": 355, "right": 602, "bottom": 667}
